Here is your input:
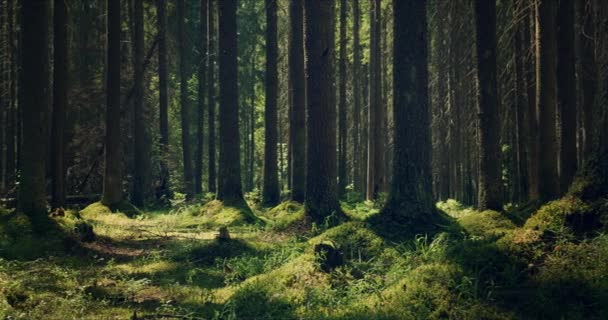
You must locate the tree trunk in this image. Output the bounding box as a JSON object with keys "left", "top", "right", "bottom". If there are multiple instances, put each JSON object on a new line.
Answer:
{"left": 289, "top": 0, "right": 305, "bottom": 203}
{"left": 208, "top": 0, "right": 217, "bottom": 193}
{"left": 132, "top": 0, "right": 150, "bottom": 207}
{"left": 263, "top": 0, "right": 280, "bottom": 206}
{"left": 196, "top": 0, "right": 208, "bottom": 195}
{"left": 178, "top": 0, "right": 194, "bottom": 198}
{"left": 578, "top": 0, "right": 596, "bottom": 167}
{"left": 217, "top": 0, "right": 244, "bottom": 204}
{"left": 383, "top": 0, "right": 436, "bottom": 226}
{"left": 556, "top": 0, "right": 577, "bottom": 194}
{"left": 351, "top": 0, "right": 362, "bottom": 195}
{"left": 536, "top": 0, "right": 560, "bottom": 201}
{"left": 367, "top": 0, "right": 384, "bottom": 200}
{"left": 51, "top": 0, "right": 68, "bottom": 209}
{"left": 19, "top": 0, "right": 50, "bottom": 227}
{"left": 514, "top": 0, "right": 529, "bottom": 203}
{"left": 525, "top": 4, "right": 539, "bottom": 200}
{"left": 338, "top": 0, "right": 348, "bottom": 198}
{"left": 474, "top": 0, "right": 501, "bottom": 211}
{"left": 304, "top": 0, "right": 342, "bottom": 222}
{"left": 5, "top": 0, "right": 15, "bottom": 190}
{"left": 157, "top": 0, "right": 170, "bottom": 199}
{"left": 101, "top": 0, "right": 123, "bottom": 207}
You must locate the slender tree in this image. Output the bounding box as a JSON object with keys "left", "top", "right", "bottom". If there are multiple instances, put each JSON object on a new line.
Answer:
{"left": 19, "top": 0, "right": 50, "bottom": 226}
{"left": 208, "top": 0, "right": 217, "bottom": 193}
{"left": 474, "top": 0, "right": 501, "bottom": 211}
{"left": 381, "top": 0, "right": 437, "bottom": 227}
{"left": 304, "top": 0, "right": 342, "bottom": 222}
{"left": 5, "top": 0, "right": 15, "bottom": 190}
{"left": 578, "top": 0, "right": 596, "bottom": 164}
{"left": 263, "top": 0, "right": 280, "bottom": 206}
{"left": 217, "top": 0, "right": 245, "bottom": 204}
{"left": 132, "top": 0, "right": 150, "bottom": 207}
{"left": 101, "top": 0, "right": 123, "bottom": 207}
{"left": 51, "top": 0, "right": 68, "bottom": 209}
{"left": 352, "top": 0, "right": 362, "bottom": 194}
{"left": 195, "top": 0, "right": 208, "bottom": 195}
{"left": 157, "top": 0, "right": 170, "bottom": 199}
{"left": 289, "top": 0, "right": 305, "bottom": 203}
{"left": 337, "top": 0, "right": 348, "bottom": 197}
{"left": 178, "top": 0, "right": 194, "bottom": 198}
{"left": 556, "top": 0, "right": 577, "bottom": 193}
{"left": 367, "top": 0, "right": 384, "bottom": 200}
{"left": 536, "top": 0, "right": 559, "bottom": 200}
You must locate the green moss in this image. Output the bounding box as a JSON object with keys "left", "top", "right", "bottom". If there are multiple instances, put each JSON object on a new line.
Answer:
{"left": 261, "top": 201, "right": 305, "bottom": 231}
{"left": 437, "top": 199, "right": 477, "bottom": 218}
{"left": 81, "top": 201, "right": 141, "bottom": 218}
{"left": 309, "top": 222, "right": 384, "bottom": 261}
{"left": 198, "top": 200, "right": 260, "bottom": 227}
{"left": 458, "top": 210, "right": 516, "bottom": 238}
{"left": 524, "top": 197, "right": 593, "bottom": 235}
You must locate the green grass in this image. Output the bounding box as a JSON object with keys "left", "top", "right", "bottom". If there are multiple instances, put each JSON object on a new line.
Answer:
{"left": 0, "top": 196, "right": 606, "bottom": 319}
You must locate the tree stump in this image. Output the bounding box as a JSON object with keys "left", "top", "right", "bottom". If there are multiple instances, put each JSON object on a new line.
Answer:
{"left": 314, "top": 241, "right": 343, "bottom": 272}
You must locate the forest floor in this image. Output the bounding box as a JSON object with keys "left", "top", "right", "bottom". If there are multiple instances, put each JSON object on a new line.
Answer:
{"left": 0, "top": 192, "right": 607, "bottom": 319}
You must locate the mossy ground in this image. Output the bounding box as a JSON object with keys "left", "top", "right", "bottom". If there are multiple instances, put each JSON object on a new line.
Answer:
{"left": 1, "top": 195, "right": 607, "bottom": 319}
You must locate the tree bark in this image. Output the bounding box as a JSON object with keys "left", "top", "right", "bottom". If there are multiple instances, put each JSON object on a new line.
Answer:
{"left": 178, "top": 0, "right": 194, "bottom": 198}
{"left": 289, "top": 0, "right": 305, "bottom": 203}
{"left": 217, "top": 0, "right": 245, "bottom": 204}
{"left": 208, "top": 0, "right": 217, "bottom": 193}
{"left": 578, "top": 0, "right": 596, "bottom": 167}
{"left": 19, "top": 0, "right": 50, "bottom": 227}
{"left": 51, "top": 0, "right": 68, "bottom": 209}
{"left": 338, "top": 0, "right": 348, "bottom": 198}
{"left": 536, "top": 0, "right": 560, "bottom": 201}
{"left": 196, "top": 0, "right": 208, "bottom": 195}
{"left": 263, "top": 0, "right": 280, "bottom": 206}
{"left": 304, "top": 0, "right": 342, "bottom": 222}
{"left": 157, "top": 0, "right": 170, "bottom": 199}
{"left": 367, "top": 0, "right": 384, "bottom": 200}
{"left": 474, "top": 0, "right": 501, "bottom": 211}
{"left": 101, "top": 0, "right": 123, "bottom": 207}
{"left": 351, "top": 0, "right": 362, "bottom": 195}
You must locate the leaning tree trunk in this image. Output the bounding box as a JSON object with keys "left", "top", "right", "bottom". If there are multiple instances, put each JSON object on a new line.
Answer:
{"left": 51, "top": 0, "right": 68, "bottom": 209}
{"left": 19, "top": 0, "right": 50, "bottom": 228}
{"left": 474, "top": 0, "right": 501, "bottom": 211}
{"left": 101, "top": 0, "right": 123, "bottom": 207}
{"left": 217, "top": 0, "right": 245, "bottom": 204}
{"left": 304, "top": 0, "right": 343, "bottom": 222}
{"left": 262, "top": 0, "right": 280, "bottom": 206}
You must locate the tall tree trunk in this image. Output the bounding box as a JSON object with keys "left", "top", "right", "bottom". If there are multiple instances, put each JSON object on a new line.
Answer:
{"left": 207, "top": 0, "right": 217, "bottom": 193}
{"left": 525, "top": 5, "right": 540, "bottom": 200}
{"left": 289, "top": 0, "right": 305, "bottom": 203}
{"left": 383, "top": 0, "right": 436, "bottom": 226}
{"left": 132, "top": 0, "right": 150, "bottom": 207}
{"left": 304, "top": 0, "right": 342, "bottom": 222}
{"left": 157, "top": 0, "right": 170, "bottom": 199}
{"left": 5, "top": 0, "right": 15, "bottom": 190}
{"left": 196, "top": 0, "right": 208, "bottom": 195}
{"left": 263, "top": 0, "right": 280, "bottom": 206}
{"left": 514, "top": 0, "right": 529, "bottom": 203}
{"left": 178, "top": 0, "right": 194, "bottom": 198}
{"left": 536, "top": 0, "right": 560, "bottom": 200}
{"left": 338, "top": 0, "right": 348, "bottom": 198}
{"left": 557, "top": 0, "right": 577, "bottom": 194}
{"left": 52, "top": 0, "right": 68, "bottom": 209}
{"left": 578, "top": 0, "right": 596, "bottom": 166}
{"left": 351, "top": 0, "right": 362, "bottom": 195}
{"left": 102, "top": 0, "right": 123, "bottom": 207}
{"left": 19, "top": 0, "right": 50, "bottom": 227}
{"left": 217, "top": 0, "right": 244, "bottom": 204}
{"left": 367, "top": 0, "right": 383, "bottom": 200}
{"left": 474, "top": 0, "right": 501, "bottom": 211}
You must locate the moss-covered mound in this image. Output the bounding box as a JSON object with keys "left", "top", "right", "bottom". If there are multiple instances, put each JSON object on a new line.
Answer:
{"left": 259, "top": 201, "right": 306, "bottom": 231}
{"left": 309, "top": 222, "right": 385, "bottom": 261}
{"left": 81, "top": 201, "right": 141, "bottom": 219}
{"left": 458, "top": 210, "right": 516, "bottom": 238}
{"left": 524, "top": 197, "right": 599, "bottom": 236}
{"left": 198, "top": 200, "right": 260, "bottom": 227}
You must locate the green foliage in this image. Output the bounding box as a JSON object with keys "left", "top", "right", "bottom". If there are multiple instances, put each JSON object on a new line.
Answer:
{"left": 458, "top": 210, "right": 516, "bottom": 238}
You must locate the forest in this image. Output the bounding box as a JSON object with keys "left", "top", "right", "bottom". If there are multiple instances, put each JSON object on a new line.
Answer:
{"left": 0, "top": 0, "right": 607, "bottom": 319}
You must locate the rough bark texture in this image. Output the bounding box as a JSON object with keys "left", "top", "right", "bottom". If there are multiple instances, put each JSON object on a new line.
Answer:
{"left": 178, "top": 0, "right": 194, "bottom": 198}
{"left": 557, "top": 0, "right": 577, "bottom": 194}
{"left": 101, "top": 0, "right": 123, "bottom": 207}
{"left": 289, "top": 0, "right": 305, "bottom": 203}
{"left": 132, "top": 0, "right": 150, "bottom": 207}
{"left": 577, "top": 0, "right": 596, "bottom": 167}
{"left": 304, "top": 0, "right": 342, "bottom": 222}
{"left": 217, "top": 0, "right": 244, "bottom": 204}
{"left": 474, "top": 0, "right": 501, "bottom": 211}
{"left": 208, "top": 0, "right": 217, "bottom": 193}
{"left": 157, "top": 0, "right": 170, "bottom": 199}
{"left": 263, "top": 0, "right": 280, "bottom": 206}
{"left": 196, "top": 0, "right": 208, "bottom": 195}
{"left": 337, "top": 0, "right": 348, "bottom": 197}
{"left": 352, "top": 0, "right": 362, "bottom": 195}
{"left": 52, "top": 0, "right": 68, "bottom": 209}
{"left": 383, "top": 0, "right": 435, "bottom": 225}
{"left": 525, "top": 5, "right": 539, "bottom": 200}
{"left": 536, "top": 0, "right": 560, "bottom": 201}
{"left": 19, "top": 0, "right": 50, "bottom": 226}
